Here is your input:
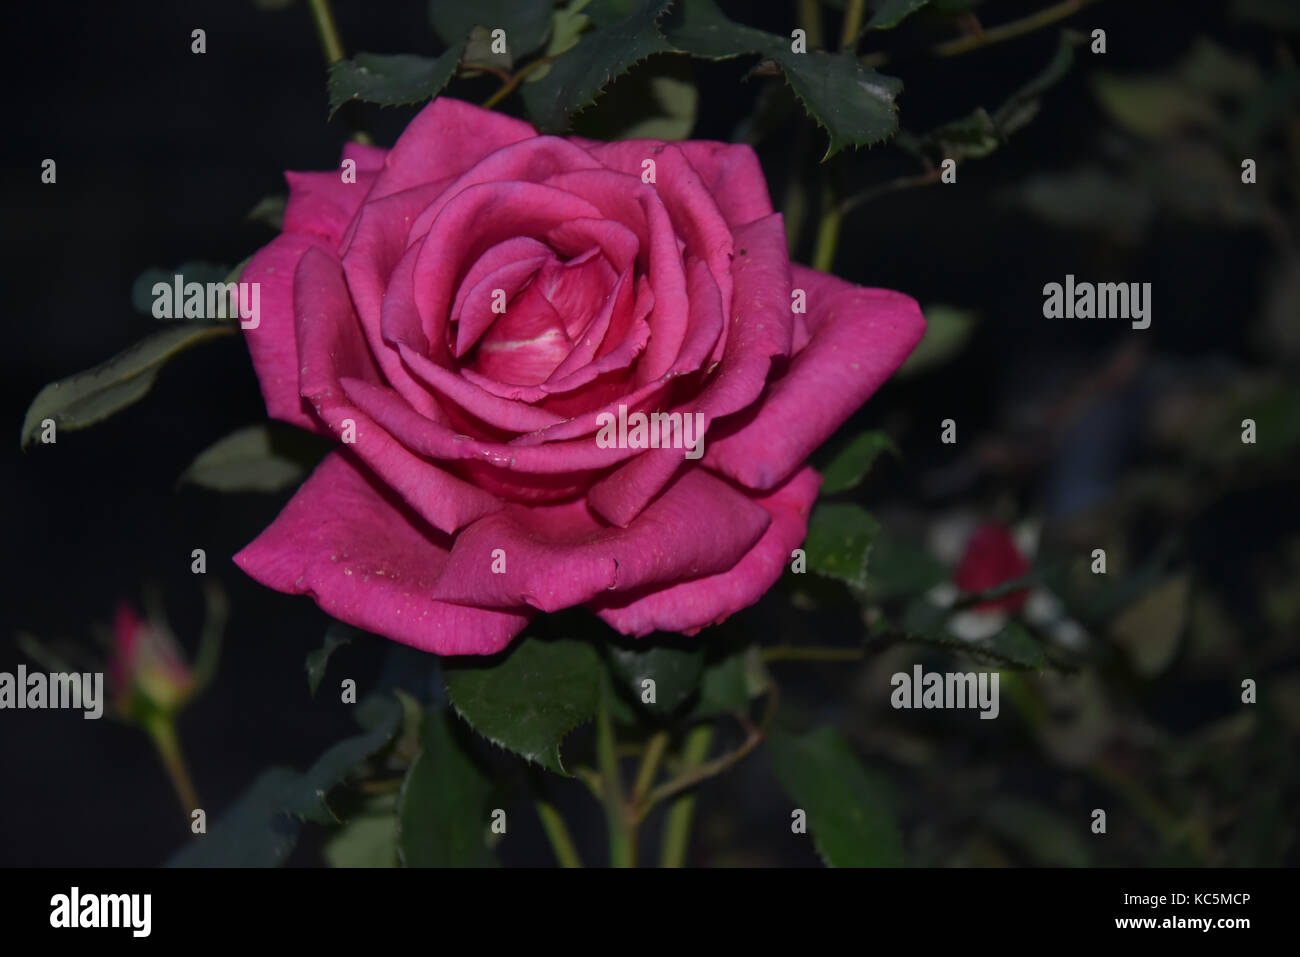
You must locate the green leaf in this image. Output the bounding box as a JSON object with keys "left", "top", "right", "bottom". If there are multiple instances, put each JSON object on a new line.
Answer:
{"left": 526, "top": 0, "right": 594, "bottom": 83}
{"left": 663, "top": 0, "right": 901, "bottom": 156}
{"left": 430, "top": 0, "right": 553, "bottom": 59}
{"left": 246, "top": 195, "right": 286, "bottom": 231}
{"left": 985, "top": 622, "right": 1046, "bottom": 669}
{"left": 777, "top": 50, "right": 901, "bottom": 158}
{"left": 864, "top": 0, "right": 932, "bottom": 32}
{"left": 804, "top": 503, "right": 881, "bottom": 588}
{"left": 661, "top": 0, "right": 776, "bottom": 60}
{"left": 610, "top": 73, "right": 699, "bottom": 140}
{"left": 819, "top": 431, "right": 899, "bottom": 494}
{"left": 323, "top": 793, "right": 398, "bottom": 868}
{"left": 897, "top": 305, "right": 976, "bottom": 377}
{"left": 397, "top": 709, "right": 497, "bottom": 867}
{"left": 863, "top": 534, "right": 949, "bottom": 601}
{"left": 768, "top": 727, "right": 903, "bottom": 867}
{"left": 20, "top": 323, "right": 235, "bottom": 448}
{"left": 327, "top": 46, "right": 466, "bottom": 116}
{"left": 521, "top": 0, "right": 674, "bottom": 131}
{"left": 606, "top": 639, "right": 704, "bottom": 716}
{"left": 691, "top": 645, "right": 769, "bottom": 719}
{"left": 280, "top": 695, "right": 403, "bottom": 824}
{"left": 444, "top": 636, "right": 602, "bottom": 774}
{"left": 167, "top": 768, "right": 303, "bottom": 867}
{"left": 180, "top": 423, "right": 331, "bottom": 493}
{"left": 306, "top": 623, "right": 353, "bottom": 698}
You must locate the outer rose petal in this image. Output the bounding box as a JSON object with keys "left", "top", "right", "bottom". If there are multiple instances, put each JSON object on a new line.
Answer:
{"left": 240, "top": 232, "right": 331, "bottom": 432}
{"left": 234, "top": 451, "right": 532, "bottom": 655}
{"left": 369, "top": 97, "right": 536, "bottom": 200}
{"left": 430, "top": 469, "right": 772, "bottom": 612}
{"left": 704, "top": 265, "right": 926, "bottom": 491}
{"left": 590, "top": 467, "right": 821, "bottom": 636}
{"left": 675, "top": 141, "right": 774, "bottom": 228}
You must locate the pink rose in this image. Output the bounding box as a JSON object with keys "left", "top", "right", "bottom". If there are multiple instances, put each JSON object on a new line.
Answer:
{"left": 234, "top": 98, "right": 924, "bottom": 654}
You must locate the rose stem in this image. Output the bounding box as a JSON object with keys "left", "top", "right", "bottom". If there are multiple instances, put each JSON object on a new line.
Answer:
{"left": 839, "top": 0, "right": 868, "bottom": 53}
{"left": 595, "top": 691, "right": 636, "bottom": 867}
{"left": 658, "top": 724, "right": 714, "bottom": 868}
{"left": 631, "top": 730, "right": 671, "bottom": 810}
{"left": 145, "top": 714, "right": 201, "bottom": 821}
{"left": 861, "top": 0, "right": 1099, "bottom": 68}
{"left": 533, "top": 797, "right": 583, "bottom": 868}
{"left": 307, "top": 0, "right": 345, "bottom": 66}
{"left": 797, "top": 0, "right": 824, "bottom": 51}
{"left": 307, "top": 0, "right": 374, "bottom": 145}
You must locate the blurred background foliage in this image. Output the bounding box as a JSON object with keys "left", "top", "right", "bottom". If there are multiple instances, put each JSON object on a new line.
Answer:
{"left": 4, "top": 0, "right": 1297, "bottom": 866}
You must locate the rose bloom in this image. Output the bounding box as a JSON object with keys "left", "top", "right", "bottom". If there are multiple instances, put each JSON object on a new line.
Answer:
{"left": 235, "top": 98, "right": 923, "bottom": 654}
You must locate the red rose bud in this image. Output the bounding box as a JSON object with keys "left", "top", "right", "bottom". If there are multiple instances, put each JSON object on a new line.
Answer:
{"left": 953, "top": 523, "right": 1031, "bottom": 613}
{"left": 111, "top": 603, "right": 196, "bottom": 719}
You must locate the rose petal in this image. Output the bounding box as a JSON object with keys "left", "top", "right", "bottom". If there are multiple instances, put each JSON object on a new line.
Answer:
{"left": 240, "top": 232, "right": 331, "bottom": 431}
{"left": 704, "top": 265, "right": 925, "bottom": 490}
{"left": 296, "top": 247, "right": 503, "bottom": 533}
{"left": 430, "top": 468, "right": 772, "bottom": 612}
{"left": 590, "top": 466, "right": 820, "bottom": 636}
{"left": 234, "top": 451, "right": 531, "bottom": 655}
{"left": 368, "top": 98, "right": 536, "bottom": 200}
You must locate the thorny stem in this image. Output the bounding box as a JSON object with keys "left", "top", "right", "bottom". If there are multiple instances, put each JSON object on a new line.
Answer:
{"left": 861, "top": 0, "right": 1099, "bottom": 68}
{"left": 640, "top": 684, "right": 780, "bottom": 816}
{"left": 482, "top": 57, "right": 558, "bottom": 110}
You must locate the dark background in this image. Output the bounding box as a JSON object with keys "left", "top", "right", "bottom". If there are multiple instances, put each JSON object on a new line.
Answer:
{"left": 3, "top": 0, "right": 1295, "bottom": 866}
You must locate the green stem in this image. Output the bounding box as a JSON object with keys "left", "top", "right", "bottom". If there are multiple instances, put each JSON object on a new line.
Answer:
{"left": 631, "top": 730, "right": 670, "bottom": 808}
{"left": 862, "top": 0, "right": 1098, "bottom": 68}
{"left": 534, "top": 798, "right": 583, "bottom": 868}
{"left": 811, "top": 182, "right": 841, "bottom": 273}
{"left": 482, "top": 56, "right": 558, "bottom": 110}
{"left": 840, "top": 0, "right": 868, "bottom": 51}
{"left": 798, "top": 0, "right": 824, "bottom": 50}
{"left": 307, "top": 0, "right": 346, "bottom": 65}
{"left": 145, "top": 715, "right": 200, "bottom": 819}
{"left": 659, "top": 725, "right": 714, "bottom": 868}
{"left": 642, "top": 683, "right": 779, "bottom": 816}
{"left": 596, "top": 693, "right": 635, "bottom": 867}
